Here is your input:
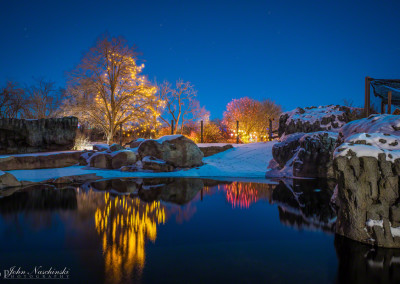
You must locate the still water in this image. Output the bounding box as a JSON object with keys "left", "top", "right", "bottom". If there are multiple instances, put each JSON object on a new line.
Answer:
{"left": 0, "top": 178, "right": 398, "bottom": 283}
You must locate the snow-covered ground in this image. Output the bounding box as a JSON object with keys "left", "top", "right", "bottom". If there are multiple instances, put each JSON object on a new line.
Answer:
{"left": 7, "top": 142, "right": 276, "bottom": 182}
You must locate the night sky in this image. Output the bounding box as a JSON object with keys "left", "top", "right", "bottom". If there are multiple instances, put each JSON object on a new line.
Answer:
{"left": 1, "top": 0, "right": 400, "bottom": 118}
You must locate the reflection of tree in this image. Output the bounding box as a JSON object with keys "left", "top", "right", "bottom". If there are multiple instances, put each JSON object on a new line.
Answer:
{"left": 94, "top": 192, "right": 165, "bottom": 283}
{"left": 216, "top": 182, "right": 274, "bottom": 209}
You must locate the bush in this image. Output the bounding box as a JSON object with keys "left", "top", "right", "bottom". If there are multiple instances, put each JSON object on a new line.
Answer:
{"left": 73, "top": 131, "right": 92, "bottom": 150}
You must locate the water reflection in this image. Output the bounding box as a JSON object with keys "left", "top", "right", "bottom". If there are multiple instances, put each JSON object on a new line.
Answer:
{"left": 0, "top": 177, "right": 358, "bottom": 283}
{"left": 210, "top": 182, "right": 274, "bottom": 209}
{"left": 335, "top": 235, "right": 400, "bottom": 284}
{"left": 94, "top": 193, "right": 165, "bottom": 283}
{"left": 272, "top": 179, "right": 336, "bottom": 233}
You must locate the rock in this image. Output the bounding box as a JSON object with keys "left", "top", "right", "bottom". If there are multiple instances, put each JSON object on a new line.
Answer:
{"left": 126, "top": 138, "right": 145, "bottom": 148}
{"left": 138, "top": 135, "right": 203, "bottom": 167}
{"left": 78, "top": 151, "right": 95, "bottom": 166}
{"left": 142, "top": 156, "right": 175, "bottom": 172}
{"left": 333, "top": 153, "right": 400, "bottom": 248}
{"left": 278, "top": 105, "right": 360, "bottom": 137}
{"left": 272, "top": 133, "right": 305, "bottom": 168}
{"left": 293, "top": 132, "right": 338, "bottom": 178}
{"left": 90, "top": 153, "right": 112, "bottom": 169}
{"left": 52, "top": 173, "right": 102, "bottom": 184}
{"left": 93, "top": 144, "right": 109, "bottom": 151}
{"left": 111, "top": 150, "right": 137, "bottom": 169}
{"left": 0, "top": 172, "right": 22, "bottom": 189}
{"left": 199, "top": 144, "right": 233, "bottom": 157}
{"left": 0, "top": 151, "right": 83, "bottom": 171}
{"left": 340, "top": 114, "right": 400, "bottom": 139}
{"left": 109, "top": 143, "right": 124, "bottom": 152}
{"left": 268, "top": 131, "right": 338, "bottom": 178}
{"left": 0, "top": 117, "right": 78, "bottom": 154}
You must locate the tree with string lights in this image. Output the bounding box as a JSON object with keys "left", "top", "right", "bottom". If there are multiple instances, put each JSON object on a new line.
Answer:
{"left": 64, "top": 34, "right": 161, "bottom": 144}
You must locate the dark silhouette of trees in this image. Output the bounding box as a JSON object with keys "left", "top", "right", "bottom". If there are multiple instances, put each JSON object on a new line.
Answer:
{"left": 0, "top": 81, "right": 25, "bottom": 119}
{"left": 158, "top": 79, "right": 209, "bottom": 134}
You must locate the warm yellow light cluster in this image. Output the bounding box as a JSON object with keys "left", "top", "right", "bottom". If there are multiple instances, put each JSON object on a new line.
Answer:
{"left": 94, "top": 192, "right": 166, "bottom": 282}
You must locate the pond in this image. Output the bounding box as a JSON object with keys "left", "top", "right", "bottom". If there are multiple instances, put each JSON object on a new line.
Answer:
{"left": 0, "top": 178, "right": 398, "bottom": 283}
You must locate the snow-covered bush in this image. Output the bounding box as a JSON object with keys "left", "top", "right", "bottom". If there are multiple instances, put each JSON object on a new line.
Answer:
{"left": 73, "top": 132, "right": 92, "bottom": 150}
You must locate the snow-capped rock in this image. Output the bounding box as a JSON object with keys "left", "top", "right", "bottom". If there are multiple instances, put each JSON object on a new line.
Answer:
{"left": 267, "top": 131, "right": 338, "bottom": 178}
{"left": 340, "top": 114, "right": 400, "bottom": 139}
{"left": 278, "top": 105, "right": 361, "bottom": 137}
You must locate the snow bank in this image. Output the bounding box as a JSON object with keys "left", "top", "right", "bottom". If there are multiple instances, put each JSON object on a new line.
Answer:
{"left": 7, "top": 142, "right": 276, "bottom": 182}
{"left": 334, "top": 132, "right": 400, "bottom": 162}
{"left": 340, "top": 114, "right": 400, "bottom": 139}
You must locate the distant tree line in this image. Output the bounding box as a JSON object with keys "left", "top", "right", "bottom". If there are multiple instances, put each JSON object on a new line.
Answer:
{"left": 0, "top": 78, "right": 64, "bottom": 119}
{"left": 0, "top": 34, "right": 282, "bottom": 144}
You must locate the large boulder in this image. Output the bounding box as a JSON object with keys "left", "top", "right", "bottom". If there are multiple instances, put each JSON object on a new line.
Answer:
{"left": 126, "top": 138, "right": 145, "bottom": 148}
{"left": 90, "top": 153, "right": 112, "bottom": 169}
{"left": 109, "top": 143, "right": 124, "bottom": 152}
{"left": 141, "top": 156, "right": 174, "bottom": 172}
{"left": 267, "top": 131, "right": 338, "bottom": 178}
{"left": 272, "top": 133, "right": 305, "bottom": 168}
{"left": 111, "top": 150, "right": 137, "bottom": 169}
{"left": 333, "top": 132, "right": 400, "bottom": 248}
{"left": 340, "top": 114, "right": 400, "bottom": 139}
{"left": 278, "top": 105, "right": 360, "bottom": 137}
{"left": 0, "top": 117, "right": 78, "bottom": 154}
{"left": 293, "top": 132, "right": 338, "bottom": 178}
{"left": 138, "top": 135, "right": 203, "bottom": 168}
{"left": 0, "top": 172, "right": 22, "bottom": 189}
{"left": 0, "top": 151, "right": 83, "bottom": 171}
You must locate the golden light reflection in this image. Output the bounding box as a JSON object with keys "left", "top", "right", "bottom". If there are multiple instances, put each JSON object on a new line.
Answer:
{"left": 94, "top": 192, "right": 166, "bottom": 283}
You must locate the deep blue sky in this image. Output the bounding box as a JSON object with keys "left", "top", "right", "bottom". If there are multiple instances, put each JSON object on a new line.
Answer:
{"left": 1, "top": 0, "right": 400, "bottom": 118}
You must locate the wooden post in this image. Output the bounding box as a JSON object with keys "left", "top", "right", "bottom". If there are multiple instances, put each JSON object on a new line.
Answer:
{"left": 236, "top": 121, "right": 239, "bottom": 144}
{"left": 171, "top": 120, "right": 174, "bottom": 135}
{"left": 365, "top": 76, "right": 371, "bottom": 117}
{"left": 200, "top": 120, "right": 203, "bottom": 143}
{"left": 388, "top": 91, "right": 392, "bottom": 114}
{"left": 119, "top": 124, "right": 122, "bottom": 145}
{"left": 381, "top": 100, "right": 385, "bottom": 114}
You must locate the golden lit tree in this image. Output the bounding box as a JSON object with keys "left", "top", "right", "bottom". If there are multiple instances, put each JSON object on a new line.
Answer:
{"left": 223, "top": 97, "right": 281, "bottom": 142}
{"left": 158, "top": 80, "right": 209, "bottom": 134}
{"left": 65, "top": 35, "right": 160, "bottom": 144}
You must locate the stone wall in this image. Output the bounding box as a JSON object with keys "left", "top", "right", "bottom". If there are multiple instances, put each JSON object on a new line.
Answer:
{"left": 334, "top": 154, "right": 400, "bottom": 248}
{"left": 0, "top": 117, "right": 78, "bottom": 154}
